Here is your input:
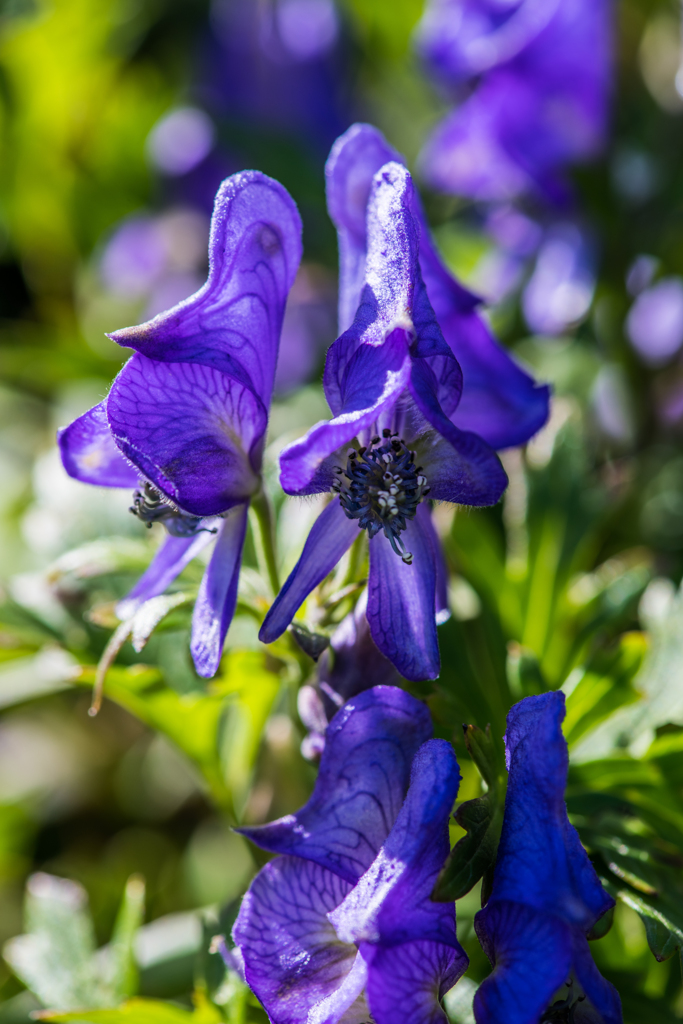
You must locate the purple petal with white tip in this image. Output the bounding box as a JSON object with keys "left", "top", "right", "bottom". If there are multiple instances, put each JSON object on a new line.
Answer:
{"left": 107, "top": 172, "right": 302, "bottom": 407}
{"left": 366, "top": 515, "right": 439, "bottom": 682}
{"left": 324, "top": 122, "right": 548, "bottom": 448}
{"left": 329, "top": 739, "right": 462, "bottom": 950}
{"left": 259, "top": 500, "right": 358, "bottom": 643}
{"left": 190, "top": 501, "right": 249, "bottom": 677}
{"left": 238, "top": 685, "right": 433, "bottom": 882}
{"left": 58, "top": 402, "right": 138, "bottom": 488}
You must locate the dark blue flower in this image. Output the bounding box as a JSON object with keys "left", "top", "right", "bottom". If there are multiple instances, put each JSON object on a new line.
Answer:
{"left": 474, "top": 692, "right": 622, "bottom": 1024}
{"left": 58, "top": 172, "right": 302, "bottom": 678}
{"left": 233, "top": 685, "right": 468, "bottom": 1024}
{"left": 416, "top": 0, "right": 612, "bottom": 205}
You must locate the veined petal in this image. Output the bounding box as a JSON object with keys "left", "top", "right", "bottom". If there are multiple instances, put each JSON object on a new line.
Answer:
{"left": 324, "top": 123, "right": 547, "bottom": 448}
{"left": 116, "top": 530, "right": 216, "bottom": 619}
{"left": 473, "top": 902, "right": 572, "bottom": 1024}
{"left": 323, "top": 161, "right": 453, "bottom": 419}
{"left": 108, "top": 172, "right": 302, "bottom": 408}
{"left": 367, "top": 516, "right": 440, "bottom": 681}
{"left": 280, "top": 331, "right": 412, "bottom": 495}
{"left": 364, "top": 940, "right": 467, "bottom": 1024}
{"left": 442, "top": 310, "right": 550, "bottom": 449}
{"left": 232, "top": 855, "right": 364, "bottom": 1024}
{"left": 493, "top": 693, "right": 614, "bottom": 930}
{"left": 190, "top": 502, "right": 249, "bottom": 678}
{"left": 325, "top": 123, "right": 478, "bottom": 336}
{"left": 409, "top": 357, "right": 508, "bottom": 506}
{"left": 416, "top": 504, "right": 450, "bottom": 625}
{"left": 259, "top": 500, "right": 358, "bottom": 643}
{"left": 571, "top": 932, "right": 623, "bottom": 1024}
{"left": 326, "top": 123, "right": 403, "bottom": 335}
{"left": 238, "top": 686, "right": 432, "bottom": 883}
{"left": 330, "top": 740, "right": 462, "bottom": 950}
{"left": 58, "top": 402, "right": 138, "bottom": 488}
{"left": 107, "top": 354, "right": 266, "bottom": 518}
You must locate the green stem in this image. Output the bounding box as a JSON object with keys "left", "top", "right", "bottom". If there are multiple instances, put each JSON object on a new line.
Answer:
{"left": 250, "top": 489, "right": 280, "bottom": 598}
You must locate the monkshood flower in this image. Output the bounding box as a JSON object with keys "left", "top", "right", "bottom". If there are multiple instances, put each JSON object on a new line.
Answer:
{"left": 474, "top": 692, "right": 622, "bottom": 1024}
{"left": 58, "top": 172, "right": 302, "bottom": 677}
{"left": 326, "top": 124, "right": 549, "bottom": 449}
{"left": 260, "top": 159, "right": 507, "bottom": 680}
{"left": 233, "top": 685, "right": 468, "bottom": 1024}
{"left": 415, "top": 0, "right": 612, "bottom": 204}
{"left": 260, "top": 127, "right": 548, "bottom": 681}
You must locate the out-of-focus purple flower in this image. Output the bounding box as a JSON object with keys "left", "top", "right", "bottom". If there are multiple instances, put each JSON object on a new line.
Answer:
{"left": 233, "top": 685, "right": 468, "bottom": 1024}
{"left": 416, "top": 0, "right": 612, "bottom": 204}
{"left": 626, "top": 277, "right": 683, "bottom": 367}
{"left": 147, "top": 107, "right": 216, "bottom": 177}
{"left": 522, "top": 223, "right": 595, "bottom": 335}
{"left": 59, "top": 172, "right": 302, "bottom": 677}
{"left": 474, "top": 692, "right": 622, "bottom": 1024}
{"left": 100, "top": 207, "right": 210, "bottom": 319}
{"left": 274, "top": 264, "right": 337, "bottom": 395}
{"left": 259, "top": 159, "right": 508, "bottom": 680}
{"left": 100, "top": 218, "right": 168, "bottom": 299}
{"left": 625, "top": 254, "right": 659, "bottom": 297}
{"left": 202, "top": 0, "right": 346, "bottom": 152}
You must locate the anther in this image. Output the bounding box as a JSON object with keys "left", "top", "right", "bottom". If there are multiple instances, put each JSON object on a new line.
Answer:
{"left": 382, "top": 428, "right": 391, "bottom": 437}
{"left": 371, "top": 436, "right": 380, "bottom": 445}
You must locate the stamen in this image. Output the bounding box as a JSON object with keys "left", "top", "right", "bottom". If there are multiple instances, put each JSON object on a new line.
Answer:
{"left": 130, "top": 482, "right": 216, "bottom": 538}
{"left": 333, "top": 438, "right": 428, "bottom": 562}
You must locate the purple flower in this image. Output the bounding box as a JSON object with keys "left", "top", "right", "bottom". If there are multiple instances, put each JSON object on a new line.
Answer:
{"left": 474, "top": 692, "right": 622, "bottom": 1024}
{"left": 416, "top": 0, "right": 612, "bottom": 204}
{"left": 58, "top": 172, "right": 302, "bottom": 677}
{"left": 521, "top": 223, "right": 596, "bottom": 336}
{"left": 232, "top": 685, "right": 468, "bottom": 1024}
{"left": 259, "top": 126, "right": 548, "bottom": 681}
{"left": 327, "top": 124, "right": 549, "bottom": 449}
{"left": 260, "top": 158, "right": 506, "bottom": 680}
{"left": 626, "top": 277, "right": 683, "bottom": 367}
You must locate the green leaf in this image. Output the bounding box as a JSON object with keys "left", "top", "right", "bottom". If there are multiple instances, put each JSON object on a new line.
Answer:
{"left": 3, "top": 873, "right": 101, "bottom": 1010}
{"left": 432, "top": 794, "right": 504, "bottom": 902}
{"left": 563, "top": 632, "right": 647, "bottom": 747}
{"left": 34, "top": 996, "right": 216, "bottom": 1023}
{"left": 105, "top": 876, "right": 146, "bottom": 1003}
{"left": 433, "top": 725, "right": 507, "bottom": 902}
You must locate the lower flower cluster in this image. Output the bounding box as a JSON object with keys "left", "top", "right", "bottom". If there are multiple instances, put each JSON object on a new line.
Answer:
{"left": 228, "top": 688, "right": 622, "bottom": 1024}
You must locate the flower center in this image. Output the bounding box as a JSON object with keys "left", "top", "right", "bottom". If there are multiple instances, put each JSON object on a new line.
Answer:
{"left": 333, "top": 429, "right": 429, "bottom": 564}
{"left": 130, "top": 482, "right": 216, "bottom": 538}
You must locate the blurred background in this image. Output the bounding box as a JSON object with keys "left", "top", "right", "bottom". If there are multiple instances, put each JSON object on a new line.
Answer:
{"left": 2, "top": 0, "right": 683, "bottom": 1021}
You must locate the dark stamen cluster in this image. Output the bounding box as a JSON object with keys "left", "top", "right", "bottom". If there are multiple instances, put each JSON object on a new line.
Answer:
{"left": 332, "top": 429, "right": 429, "bottom": 564}
{"left": 130, "top": 482, "right": 216, "bottom": 538}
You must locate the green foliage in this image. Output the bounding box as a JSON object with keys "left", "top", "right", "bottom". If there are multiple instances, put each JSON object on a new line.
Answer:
{"left": 4, "top": 873, "right": 144, "bottom": 1010}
